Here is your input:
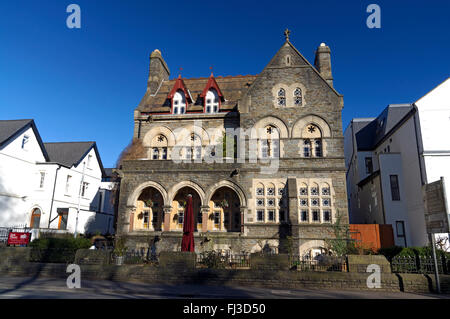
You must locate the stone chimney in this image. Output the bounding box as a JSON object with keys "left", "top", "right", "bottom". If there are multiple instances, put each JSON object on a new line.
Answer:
{"left": 314, "top": 43, "right": 333, "bottom": 87}
{"left": 147, "top": 49, "right": 170, "bottom": 94}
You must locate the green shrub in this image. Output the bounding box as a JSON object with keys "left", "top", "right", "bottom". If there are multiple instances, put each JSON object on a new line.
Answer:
{"left": 29, "top": 237, "right": 91, "bottom": 263}
{"left": 30, "top": 237, "right": 91, "bottom": 250}
{"left": 200, "top": 251, "right": 226, "bottom": 269}
{"left": 377, "top": 246, "right": 404, "bottom": 261}
{"left": 378, "top": 245, "right": 450, "bottom": 261}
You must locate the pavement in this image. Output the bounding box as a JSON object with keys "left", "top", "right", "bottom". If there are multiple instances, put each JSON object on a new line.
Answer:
{"left": 0, "top": 275, "right": 449, "bottom": 299}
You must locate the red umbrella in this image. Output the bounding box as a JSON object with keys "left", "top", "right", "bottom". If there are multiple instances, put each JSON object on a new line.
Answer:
{"left": 181, "top": 194, "right": 195, "bottom": 252}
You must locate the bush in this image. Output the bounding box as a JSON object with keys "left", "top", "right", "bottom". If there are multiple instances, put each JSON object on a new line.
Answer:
{"left": 199, "top": 251, "right": 226, "bottom": 269}
{"left": 377, "top": 246, "right": 405, "bottom": 261}
{"left": 30, "top": 237, "right": 91, "bottom": 250}
{"left": 378, "top": 245, "right": 450, "bottom": 261}
{"left": 29, "top": 237, "right": 91, "bottom": 263}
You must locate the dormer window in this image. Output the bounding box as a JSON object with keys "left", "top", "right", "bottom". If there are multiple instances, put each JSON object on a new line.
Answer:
{"left": 173, "top": 90, "right": 186, "bottom": 115}
{"left": 205, "top": 89, "right": 219, "bottom": 113}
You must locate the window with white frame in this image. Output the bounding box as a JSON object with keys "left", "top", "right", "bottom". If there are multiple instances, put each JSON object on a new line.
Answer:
{"left": 255, "top": 183, "right": 287, "bottom": 223}
{"left": 298, "top": 182, "right": 333, "bottom": 224}
{"left": 87, "top": 154, "right": 92, "bottom": 168}
{"left": 81, "top": 182, "right": 89, "bottom": 197}
{"left": 39, "top": 172, "right": 45, "bottom": 189}
{"left": 205, "top": 89, "right": 219, "bottom": 113}
{"left": 173, "top": 90, "right": 186, "bottom": 114}
{"left": 65, "top": 175, "right": 72, "bottom": 194}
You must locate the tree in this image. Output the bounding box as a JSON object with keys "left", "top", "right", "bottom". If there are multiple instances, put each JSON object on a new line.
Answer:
{"left": 325, "top": 212, "right": 356, "bottom": 256}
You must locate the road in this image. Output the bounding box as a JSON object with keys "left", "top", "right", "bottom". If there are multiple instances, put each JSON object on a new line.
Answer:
{"left": 0, "top": 275, "right": 448, "bottom": 299}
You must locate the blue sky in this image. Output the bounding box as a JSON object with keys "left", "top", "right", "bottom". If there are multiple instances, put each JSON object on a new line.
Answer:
{"left": 1, "top": 0, "right": 449, "bottom": 168}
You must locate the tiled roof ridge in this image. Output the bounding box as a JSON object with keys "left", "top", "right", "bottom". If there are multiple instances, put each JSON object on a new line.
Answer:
{"left": 44, "top": 141, "right": 95, "bottom": 144}
{"left": 169, "top": 74, "right": 258, "bottom": 81}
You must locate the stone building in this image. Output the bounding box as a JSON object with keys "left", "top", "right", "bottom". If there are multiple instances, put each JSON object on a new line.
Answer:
{"left": 116, "top": 30, "right": 349, "bottom": 257}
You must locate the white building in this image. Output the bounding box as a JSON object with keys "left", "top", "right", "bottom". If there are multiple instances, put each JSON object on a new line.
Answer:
{"left": 344, "top": 78, "right": 450, "bottom": 248}
{"left": 0, "top": 119, "right": 115, "bottom": 238}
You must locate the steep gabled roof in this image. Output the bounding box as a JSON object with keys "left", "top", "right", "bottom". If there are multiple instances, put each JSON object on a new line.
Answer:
{"left": 138, "top": 75, "right": 257, "bottom": 113}
{"left": 0, "top": 119, "right": 50, "bottom": 160}
{"left": 44, "top": 142, "right": 106, "bottom": 176}
{"left": 246, "top": 40, "right": 342, "bottom": 98}
{"left": 200, "top": 73, "right": 224, "bottom": 99}
{"left": 167, "top": 75, "right": 193, "bottom": 103}
{"left": 355, "top": 104, "right": 414, "bottom": 151}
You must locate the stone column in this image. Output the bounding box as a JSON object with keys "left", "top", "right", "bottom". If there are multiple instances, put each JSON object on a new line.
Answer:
{"left": 201, "top": 205, "right": 210, "bottom": 233}
{"left": 121, "top": 206, "right": 136, "bottom": 234}
{"left": 163, "top": 205, "right": 172, "bottom": 231}
{"left": 286, "top": 178, "right": 299, "bottom": 254}
{"left": 287, "top": 178, "right": 299, "bottom": 224}
{"left": 240, "top": 206, "right": 248, "bottom": 234}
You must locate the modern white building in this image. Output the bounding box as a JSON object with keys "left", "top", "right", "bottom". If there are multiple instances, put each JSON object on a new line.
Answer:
{"left": 344, "top": 78, "right": 450, "bottom": 248}
{"left": 0, "top": 119, "right": 115, "bottom": 238}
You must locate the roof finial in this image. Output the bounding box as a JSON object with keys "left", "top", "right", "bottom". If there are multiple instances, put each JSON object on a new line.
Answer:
{"left": 178, "top": 67, "right": 183, "bottom": 78}
{"left": 209, "top": 66, "right": 214, "bottom": 77}
{"left": 284, "top": 28, "right": 291, "bottom": 41}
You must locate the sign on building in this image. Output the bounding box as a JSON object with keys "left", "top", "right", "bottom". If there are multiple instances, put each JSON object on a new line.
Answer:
{"left": 7, "top": 232, "right": 31, "bottom": 246}
{"left": 423, "top": 177, "right": 450, "bottom": 234}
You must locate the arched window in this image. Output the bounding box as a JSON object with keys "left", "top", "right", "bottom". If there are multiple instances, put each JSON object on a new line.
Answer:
{"left": 173, "top": 90, "right": 186, "bottom": 114}
{"left": 150, "top": 134, "right": 168, "bottom": 160}
{"left": 205, "top": 89, "right": 219, "bottom": 113}
{"left": 314, "top": 139, "right": 322, "bottom": 157}
{"left": 152, "top": 148, "right": 159, "bottom": 160}
{"left": 277, "top": 88, "right": 286, "bottom": 106}
{"left": 294, "top": 88, "right": 302, "bottom": 106}
{"left": 302, "top": 124, "right": 323, "bottom": 158}
{"left": 303, "top": 139, "right": 311, "bottom": 157}
{"left": 185, "top": 133, "right": 202, "bottom": 160}
{"left": 260, "top": 125, "right": 280, "bottom": 159}
{"left": 30, "top": 208, "right": 41, "bottom": 229}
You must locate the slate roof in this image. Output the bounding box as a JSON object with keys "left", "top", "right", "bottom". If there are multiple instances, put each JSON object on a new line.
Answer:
{"left": 355, "top": 104, "right": 414, "bottom": 151}
{"left": 137, "top": 75, "right": 257, "bottom": 113}
{"left": 0, "top": 119, "right": 50, "bottom": 160}
{"left": 0, "top": 119, "right": 34, "bottom": 146}
{"left": 44, "top": 142, "right": 96, "bottom": 167}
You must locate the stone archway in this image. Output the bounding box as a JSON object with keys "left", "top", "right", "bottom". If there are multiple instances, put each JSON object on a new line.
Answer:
{"left": 127, "top": 181, "right": 168, "bottom": 207}
{"left": 209, "top": 186, "right": 243, "bottom": 232}
{"left": 171, "top": 186, "right": 202, "bottom": 232}
{"left": 133, "top": 186, "right": 165, "bottom": 232}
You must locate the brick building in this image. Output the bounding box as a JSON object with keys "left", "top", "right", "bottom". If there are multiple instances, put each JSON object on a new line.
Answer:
{"left": 116, "top": 30, "right": 349, "bottom": 257}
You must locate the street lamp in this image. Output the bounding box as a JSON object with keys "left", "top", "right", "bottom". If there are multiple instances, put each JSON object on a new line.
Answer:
{"left": 74, "top": 160, "right": 86, "bottom": 238}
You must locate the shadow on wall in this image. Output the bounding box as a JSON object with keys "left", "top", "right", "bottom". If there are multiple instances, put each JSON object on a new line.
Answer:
{"left": 83, "top": 193, "right": 114, "bottom": 236}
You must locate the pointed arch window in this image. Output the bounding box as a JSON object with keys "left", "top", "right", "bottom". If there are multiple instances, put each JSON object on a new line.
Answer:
{"left": 277, "top": 88, "right": 286, "bottom": 106}
{"left": 150, "top": 134, "right": 168, "bottom": 160}
{"left": 303, "top": 139, "right": 311, "bottom": 157}
{"left": 302, "top": 124, "right": 323, "bottom": 158}
{"left": 260, "top": 125, "right": 280, "bottom": 159}
{"left": 205, "top": 89, "right": 219, "bottom": 113}
{"left": 314, "top": 139, "right": 322, "bottom": 157}
{"left": 294, "top": 88, "right": 303, "bottom": 106}
{"left": 173, "top": 90, "right": 186, "bottom": 115}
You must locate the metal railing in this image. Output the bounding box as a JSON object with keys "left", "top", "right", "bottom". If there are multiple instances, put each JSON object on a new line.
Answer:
{"left": 196, "top": 251, "right": 251, "bottom": 269}
{"left": 391, "top": 255, "right": 449, "bottom": 274}
{"left": 0, "top": 226, "right": 32, "bottom": 243}
{"left": 289, "top": 255, "right": 348, "bottom": 272}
